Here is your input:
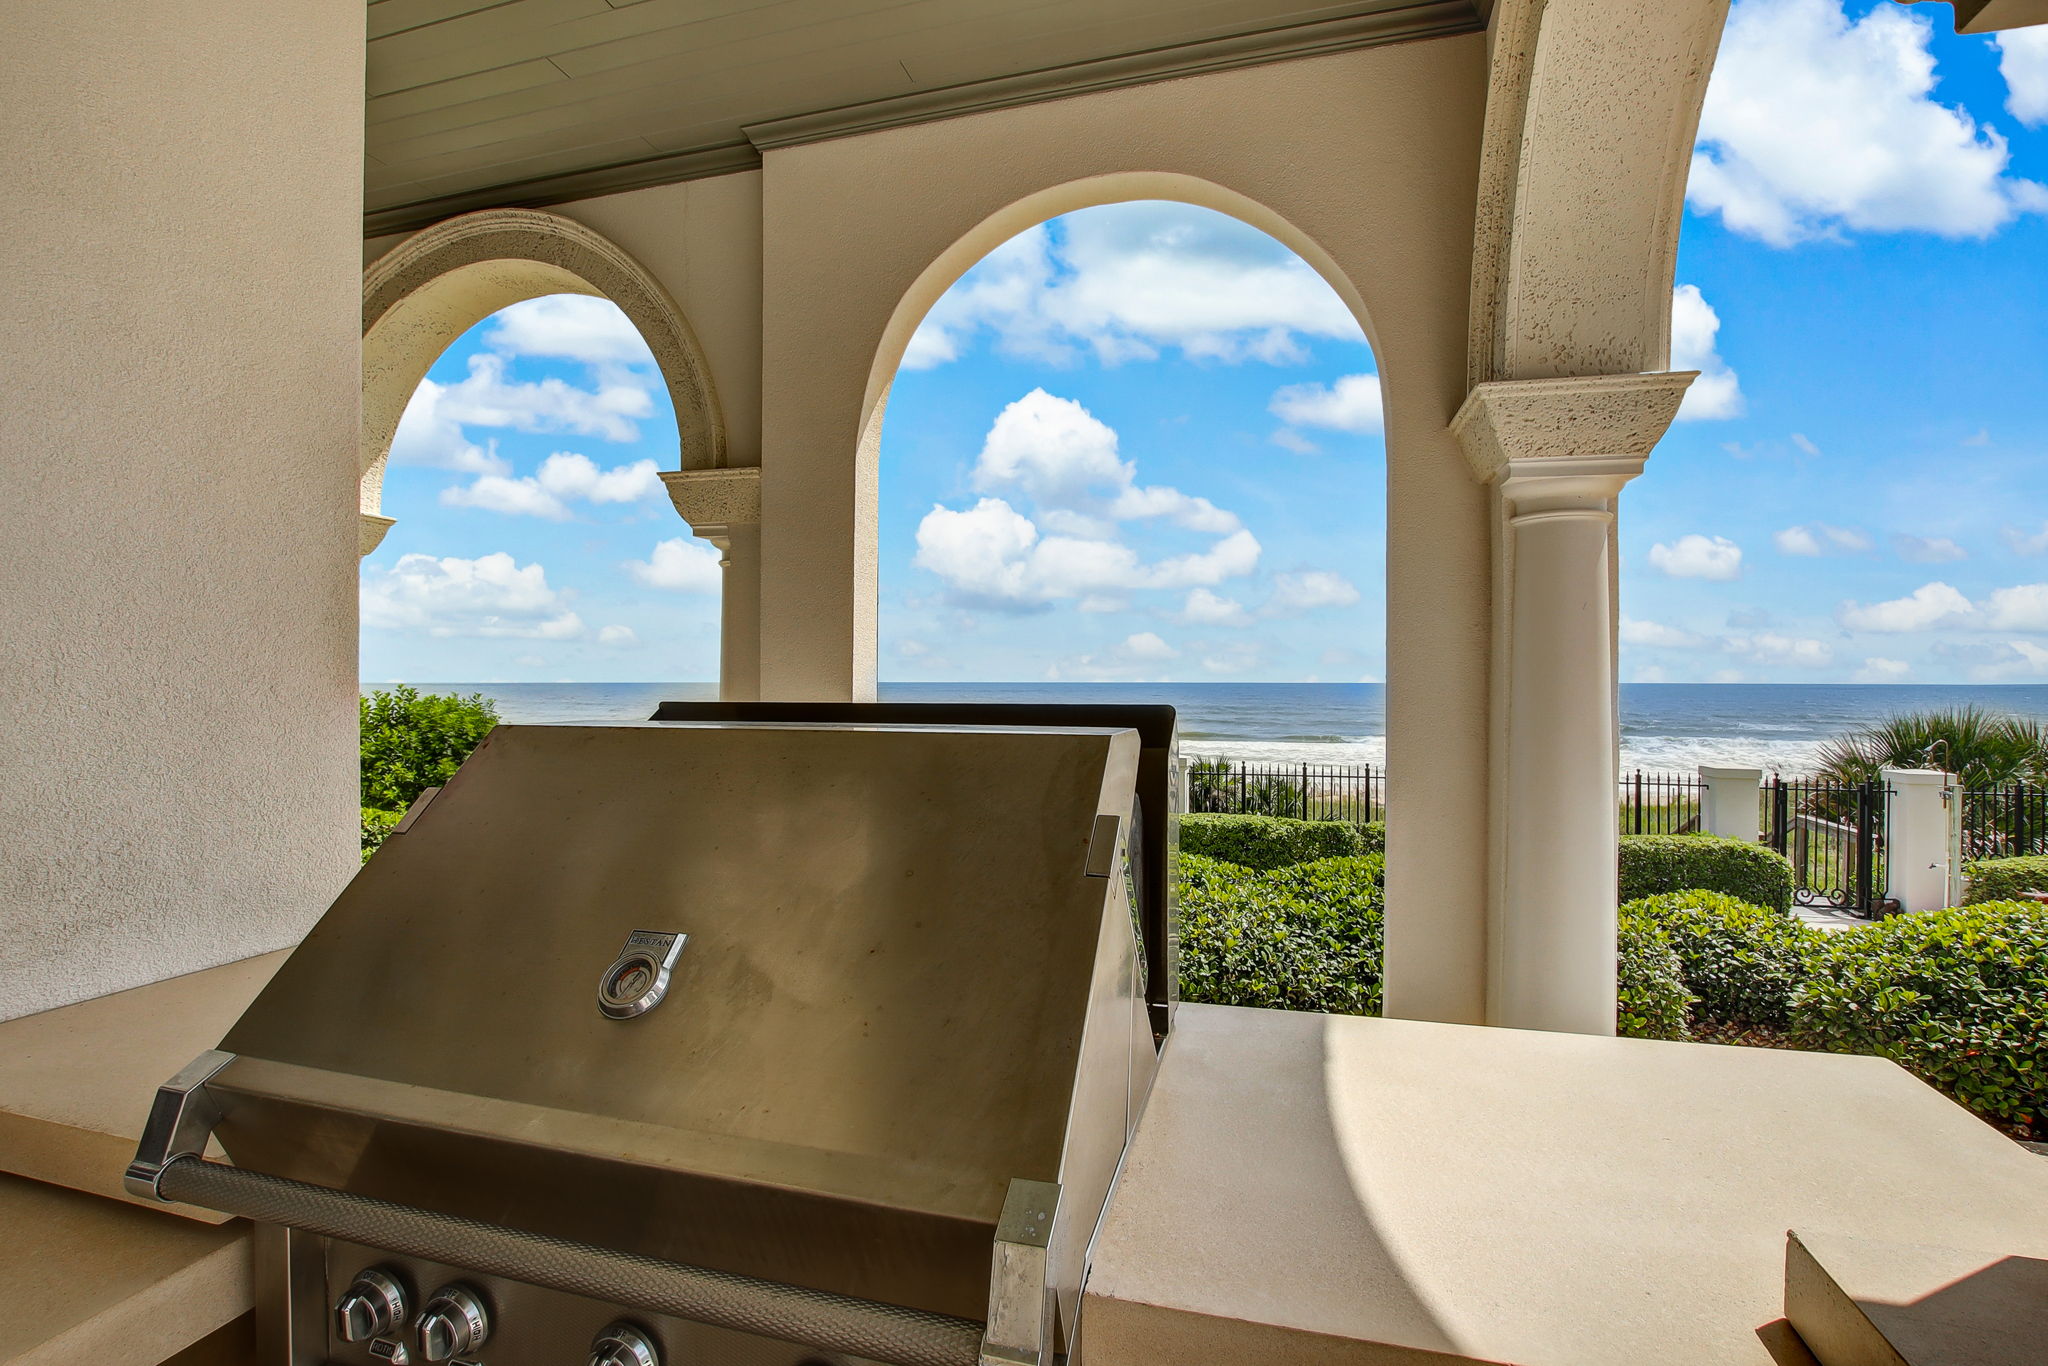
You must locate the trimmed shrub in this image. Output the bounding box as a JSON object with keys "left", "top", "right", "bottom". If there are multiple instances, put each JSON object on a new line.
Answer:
{"left": 1963, "top": 855, "right": 2048, "bottom": 906}
{"left": 1618, "top": 904, "right": 1691, "bottom": 1041}
{"left": 1792, "top": 900, "right": 2048, "bottom": 1133}
{"left": 1180, "top": 813, "right": 1365, "bottom": 871}
{"left": 1620, "top": 834, "right": 1795, "bottom": 914}
{"left": 360, "top": 806, "right": 401, "bottom": 860}
{"left": 1355, "top": 820, "right": 1386, "bottom": 855}
{"left": 1176, "top": 853, "right": 1384, "bottom": 1015}
{"left": 1627, "top": 890, "right": 1823, "bottom": 1032}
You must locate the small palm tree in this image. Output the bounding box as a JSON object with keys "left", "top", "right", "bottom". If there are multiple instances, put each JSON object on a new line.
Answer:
{"left": 1815, "top": 707, "right": 2048, "bottom": 789}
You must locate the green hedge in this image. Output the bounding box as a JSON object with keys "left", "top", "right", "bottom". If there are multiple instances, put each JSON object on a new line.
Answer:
{"left": 1617, "top": 903, "right": 1691, "bottom": 1041}
{"left": 1175, "top": 852, "right": 1683, "bottom": 1039}
{"left": 1626, "top": 890, "right": 1821, "bottom": 1031}
{"left": 1619, "top": 834, "right": 1795, "bottom": 914}
{"left": 1792, "top": 900, "right": 2048, "bottom": 1133}
{"left": 1180, "top": 813, "right": 1365, "bottom": 871}
{"left": 1177, "top": 853, "right": 1384, "bottom": 1014}
{"left": 1355, "top": 820, "right": 1386, "bottom": 855}
{"left": 1963, "top": 855, "right": 2048, "bottom": 905}
{"left": 360, "top": 806, "right": 401, "bottom": 860}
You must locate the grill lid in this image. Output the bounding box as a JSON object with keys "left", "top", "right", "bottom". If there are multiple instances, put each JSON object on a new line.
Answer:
{"left": 203, "top": 721, "right": 1151, "bottom": 1321}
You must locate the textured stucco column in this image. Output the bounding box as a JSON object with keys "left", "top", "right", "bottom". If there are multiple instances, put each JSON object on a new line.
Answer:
{"left": 1699, "top": 766, "right": 1763, "bottom": 841}
{"left": 1453, "top": 372, "right": 1694, "bottom": 1035}
{"left": 663, "top": 468, "right": 761, "bottom": 700}
{"left": 1882, "top": 768, "right": 1955, "bottom": 914}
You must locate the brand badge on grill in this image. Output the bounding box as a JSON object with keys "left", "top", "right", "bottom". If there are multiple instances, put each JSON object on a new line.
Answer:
{"left": 597, "top": 930, "right": 688, "bottom": 1020}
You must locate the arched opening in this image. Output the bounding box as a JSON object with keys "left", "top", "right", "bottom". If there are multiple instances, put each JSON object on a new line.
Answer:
{"left": 359, "top": 291, "right": 724, "bottom": 699}
{"left": 360, "top": 209, "right": 727, "bottom": 554}
{"left": 872, "top": 190, "right": 1390, "bottom": 796}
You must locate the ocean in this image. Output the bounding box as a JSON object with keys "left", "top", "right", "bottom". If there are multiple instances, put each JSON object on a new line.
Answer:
{"left": 369, "top": 681, "right": 2048, "bottom": 775}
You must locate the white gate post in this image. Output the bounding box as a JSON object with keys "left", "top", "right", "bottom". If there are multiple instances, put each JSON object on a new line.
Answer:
{"left": 1698, "top": 766, "right": 1763, "bottom": 841}
{"left": 1883, "top": 768, "right": 1955, "bottom": 914}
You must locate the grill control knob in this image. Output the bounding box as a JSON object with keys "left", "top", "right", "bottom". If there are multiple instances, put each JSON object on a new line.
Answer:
{"left": 588, "top": 1322, "right": 660, "bottom": 1366}
{"left": 336, "top": 1268, "right": 409, "bottom": 1344}
{"left": 415, "top": 1285, "right": 489, "bottom": 1362}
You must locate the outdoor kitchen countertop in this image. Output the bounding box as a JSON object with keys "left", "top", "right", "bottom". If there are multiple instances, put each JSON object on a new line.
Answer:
{"left": 0, "top": 950, "right": 288, "bottom": 1220}
{"left": 1082, "top": 1004, "right": 2048, "bottom": 1366}
{"left": 0, "top": 1170, "right": 251, "bottom": 1366}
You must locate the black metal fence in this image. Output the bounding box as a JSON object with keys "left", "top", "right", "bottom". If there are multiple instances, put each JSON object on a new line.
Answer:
{"left": 1619, "top": 770, "right": 1703, "bottom": 835}
{"left": 1186, "top": 758, "right": 1385, "bottom": 824}
{"left": 1959, "top": 782, "right": 2048, "bottom": 861}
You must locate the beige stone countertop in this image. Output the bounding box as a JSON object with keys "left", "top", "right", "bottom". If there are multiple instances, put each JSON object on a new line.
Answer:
{"left": 0, "top": 1171, "right": 251, "bottom": 1366}
{"left": 0, "top": 951, "right": 287, "bottom": 1219}
{"left": 1082, "top": 1004, "right": 2048, "bottom": 1366}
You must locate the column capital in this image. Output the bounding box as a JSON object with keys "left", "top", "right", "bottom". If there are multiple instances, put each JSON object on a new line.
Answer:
{"left": 1452, "top": 372, "right": 1697, "bottom": 486}
{"left": 661, "top": 466, "right": 760, "bottom": 545}
{"left": 359, "top": 513, "right": 396, "bottom": 558}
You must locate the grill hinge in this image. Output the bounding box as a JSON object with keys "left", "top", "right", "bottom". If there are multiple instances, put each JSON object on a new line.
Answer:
{"left": 981, "top": 1178, "right": 1060, "bottom": 1366}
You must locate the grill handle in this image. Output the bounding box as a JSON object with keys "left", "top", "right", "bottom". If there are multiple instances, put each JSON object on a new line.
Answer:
{"left": 153, "top": 1155, "right": 985, "bottom": 1366}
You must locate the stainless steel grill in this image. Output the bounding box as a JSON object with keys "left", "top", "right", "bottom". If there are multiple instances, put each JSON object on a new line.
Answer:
{"left": 129, "top": 718, "right": 1173, "bottom": 1366}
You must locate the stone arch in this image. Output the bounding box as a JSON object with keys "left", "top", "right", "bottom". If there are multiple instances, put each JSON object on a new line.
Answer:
{"left": 358, "top": 208, "right": 726, "bottom": 554}
{"left": 1468, "top": 0, "right": 1729, "bottom": 387}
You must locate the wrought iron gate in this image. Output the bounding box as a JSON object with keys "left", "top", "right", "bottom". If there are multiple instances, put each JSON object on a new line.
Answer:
{"left": 1765, "top": 777, "right": 1889, "bottom": 914}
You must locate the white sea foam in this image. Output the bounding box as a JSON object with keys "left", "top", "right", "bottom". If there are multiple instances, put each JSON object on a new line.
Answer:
{"left": 1184, "top": 735, "right": 1830, "bottom": 776}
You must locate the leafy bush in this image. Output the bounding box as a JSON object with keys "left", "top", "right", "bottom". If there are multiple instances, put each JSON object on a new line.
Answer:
{"left": 1355, "top": 820, "right": 1386, "bottom": 855}
{"left": 1817, "top": 706, "right": 2048, "bottom": 789}
{"left": 360, "top": 685, "right": 497, "bottom": 814}
{"left": 1626, "top": 890, "right": 1821, "bottom": 1031}
{"left": 1620, "top": 834, "right": 1795, "bottom": 914}
{"left": 1618, "top": 904, "right": 1691, "bottom": 1041}
{"left": 1792, "top": 901, "right": 2048, "bottom": 1133}
{"left": 360, "top": 806, "right": 401, "bottom": 861}
{"left": 1963, "top": 855, "right": 2048, "bottom": 906}
{"left": 1180, "top": 813, "right": 1365, "bottom": 871}
{"left": 1175, "top": 852, "right": 1686, "bottom": 1037}
{"left": 1177, "top": 853, "right": 1383, "bottom": 1014}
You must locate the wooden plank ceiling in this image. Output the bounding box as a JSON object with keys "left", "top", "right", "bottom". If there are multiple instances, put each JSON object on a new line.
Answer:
{"left": 364, "top": 0, "right": 1483, "bottom": 235}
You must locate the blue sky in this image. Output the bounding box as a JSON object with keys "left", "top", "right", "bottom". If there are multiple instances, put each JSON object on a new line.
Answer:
{"left": 363, "top": 0, "right": 2048, "bottom": 686}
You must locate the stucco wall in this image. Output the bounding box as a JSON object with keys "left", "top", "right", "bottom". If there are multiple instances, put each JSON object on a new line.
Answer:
{"left": 0, "top": 1, "right": 365, "bottom": 1020}
{"left": 748, "top": 35, "right": 1492, "bottom": 1020}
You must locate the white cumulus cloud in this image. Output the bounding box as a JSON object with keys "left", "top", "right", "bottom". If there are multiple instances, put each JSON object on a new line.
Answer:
{"left": 1649, "top": 534, "right": 1743, "bottom": 580}
{"left": 483, "top": 295, "right": 657, "bottom": 366}
{"left": 1620, "top": 616, "right": 1705, "bottom": 648}
{"left": 361, "top": 552, "right": 584, "bottom": 639}
{"left": 624, "top": 538, "right": 723, "bottom": 593}
{"left": 1982, "top": 582, "right": 2048, "bottom": 631}
{"left": 1181, "top": 588, "right": 1252, "bottom": 627}
{"left": 972, "top": 389, "right": 1240, "bottom": 535}
{"left": 1046, "top": 631, "right": 1183, "bottom": 680}
{"left": 441, "top": 453, "right": 663, "bottom": 520}
{"left": 1670, "top": 285, "right": 1744, "bottom": 420}
{"left": 597, "top": 624, "right": 639, "bottom": 647}
{"left": 1774, "top": 523, "right": 1870, "bottom": 556}
{"left": 1855, "top": 656, "right": 1911, "bottom": 682}
{"left": 1269, "top": 374, "right": 1384, "bottom": 434}
{"left": 1689, "top": 0, "right": 2048, "bottom": 244}
{"left": 1265, "top": 570, "right": 1361, "bottom": 615}
{"left": 1997, "top": 26, "right": 2048, "bottom": 127}
{"left": 901, "top": 204, "right": 1363, "bottom": 369}
{"left": 1838, "top": 580, "right": 1975, "bottom": 632}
